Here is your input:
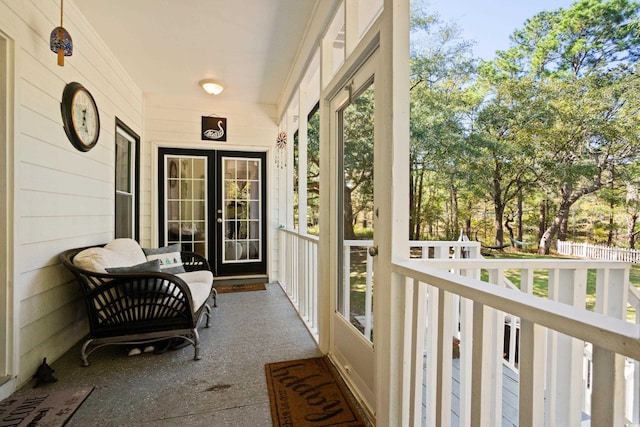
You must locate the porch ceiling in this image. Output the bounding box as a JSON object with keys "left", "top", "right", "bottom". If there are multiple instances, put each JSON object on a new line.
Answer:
{"left": 74, "top": 0, "right": 318, "bottom": 104}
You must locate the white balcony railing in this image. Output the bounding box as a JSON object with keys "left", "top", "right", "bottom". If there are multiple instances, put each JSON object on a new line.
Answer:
{"left": 278, "top": 229, "right": 640, "bottom": 426}
{"left": 278, "top": 228, "right": 320, "bottom": 339}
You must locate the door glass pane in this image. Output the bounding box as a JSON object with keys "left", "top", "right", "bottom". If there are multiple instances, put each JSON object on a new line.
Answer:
{"left": 307, "top": 106, "right": 320, "bottom": 234}
{"left": 339, "top": 82, "right": 375, "bottom": 342}
{"left": 223, "top": 157, "right": 262, "bottom": 263}
{"left": 165, "top": 156, "right": 207, "bottom": 256}
{"left": 115, "top": 192, "right": 132, "bottom": 238}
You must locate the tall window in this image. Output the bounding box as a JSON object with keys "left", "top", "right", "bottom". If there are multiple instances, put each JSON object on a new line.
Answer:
{"left": 115, "top": 119, "right": 140, "bottom": 239}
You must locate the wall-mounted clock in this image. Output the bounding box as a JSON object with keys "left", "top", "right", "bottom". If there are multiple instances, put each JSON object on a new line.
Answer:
{"left": 60, "top": 81, "right": 100, "bottom": 152}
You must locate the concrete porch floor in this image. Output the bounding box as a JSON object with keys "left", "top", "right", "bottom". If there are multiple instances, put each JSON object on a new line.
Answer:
{"left": 13, "top": 283, "right": 322, "bottom": 426}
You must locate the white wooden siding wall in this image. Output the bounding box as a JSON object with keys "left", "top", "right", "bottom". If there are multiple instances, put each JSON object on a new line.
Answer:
{"left": 142, "top": 94, "right": 280, "bottom": 277}
{"left": 0, "top": 0, "right": 143, "bottom": 388}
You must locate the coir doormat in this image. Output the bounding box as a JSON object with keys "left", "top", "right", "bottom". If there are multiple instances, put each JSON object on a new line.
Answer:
{"left": 265, "top": 356, "right": 365, "bottom": 427}
{"left": 0, "top": 386, "right": 94, "bottom": 427}
{"left": 214, "top": 282, "right": 266, "bottom": 294}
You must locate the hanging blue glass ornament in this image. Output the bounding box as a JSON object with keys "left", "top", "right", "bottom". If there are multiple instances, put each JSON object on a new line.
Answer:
{"left": 49, "top": 0, "right": 72, "bottom": 66}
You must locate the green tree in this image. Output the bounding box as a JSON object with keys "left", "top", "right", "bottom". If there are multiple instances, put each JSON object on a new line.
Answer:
{"left": 409, "top": 5, "right": 479, "bottom": 239}
{"left": 488, "top": 0, "right": 640, "bottom": 254}
{"left": 468, "top": 75, "right": 546, "bottom": 247}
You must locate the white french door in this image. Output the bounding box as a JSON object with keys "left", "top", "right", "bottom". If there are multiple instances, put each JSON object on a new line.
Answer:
{"left": 329, "top": 51, "right": 379, "bottom": 412}
{"left": 157, "top": 148, "right": 267, "bottom": 277}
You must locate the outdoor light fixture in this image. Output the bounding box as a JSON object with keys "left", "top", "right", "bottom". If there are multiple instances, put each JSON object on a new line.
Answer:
{"left": 199, "top": 79, "right": 224, "bottom": 95}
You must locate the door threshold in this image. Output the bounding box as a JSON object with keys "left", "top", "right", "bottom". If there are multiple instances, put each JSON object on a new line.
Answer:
{"left": 214, "top": 274, "right": 268, "bottom": 286}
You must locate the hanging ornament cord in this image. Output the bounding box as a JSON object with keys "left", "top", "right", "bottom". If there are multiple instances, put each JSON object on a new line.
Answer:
{"left": 57, "top": 0, "right": 64, "bottom": 66}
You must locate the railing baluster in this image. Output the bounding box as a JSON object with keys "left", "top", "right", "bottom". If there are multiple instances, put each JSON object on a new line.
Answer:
{"left": 424, "top": 284, "right": 439, "bottom": 426}
{"left": 407, "top": 278, "right": 427, "bottom": 426}
{"left": 436, "top": 288, "right": 453, "bottom": 427}
{"left": 343, "top": 244, "right": 351, "bottom": 319}
{"left": 459, "top": 294, "right": 473, "bottom": 426}
{"left": 365, "top": 249, "right": 373, "bottom": 340}
{"left": 518, "top": 319, "right": 546, "bottom": 427}
{"left": 591, "top": 345, "right": 626, "bottom": 426}
{"left": 547, "top": 268, "right": 586, "bottom": 425}
{"left": 470, "top": 300, "right": 498, "bottom": 427}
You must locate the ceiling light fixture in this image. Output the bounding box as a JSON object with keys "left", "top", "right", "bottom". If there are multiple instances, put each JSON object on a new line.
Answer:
{"left": 199, "top": 79, "right": 224, "bottom": 95}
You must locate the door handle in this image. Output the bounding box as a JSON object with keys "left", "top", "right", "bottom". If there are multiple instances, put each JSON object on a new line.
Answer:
{"left": 217, "top": 218, "right": 223, "bottom": 223}
{"left": 368, "top": 246, "right": 378, "bottom": 257}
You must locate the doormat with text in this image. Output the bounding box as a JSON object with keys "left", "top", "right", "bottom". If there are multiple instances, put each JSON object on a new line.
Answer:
{"left": 0, "top": 386, "right": 93, "bottom": 427}
{"left": 265, "top": 356, "right": 365, "bottom": 427}
{"left": 214, "top": 282, "right": 266, "bottom": 294}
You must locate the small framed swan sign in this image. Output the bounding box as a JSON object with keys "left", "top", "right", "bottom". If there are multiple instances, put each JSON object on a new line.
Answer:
{"left": 201, "top": 116, "right": 227, "bottom": 141}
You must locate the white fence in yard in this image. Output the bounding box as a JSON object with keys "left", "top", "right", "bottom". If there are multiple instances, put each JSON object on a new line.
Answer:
{"left": 278, "top": 229, "right": 640, "bottom": 426}
{"left": 558, "top": 240, "right": 640, "bottom": 264}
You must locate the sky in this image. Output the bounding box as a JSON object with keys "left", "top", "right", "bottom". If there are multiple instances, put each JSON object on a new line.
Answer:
{"left": 426, "top": 0, "right": 577, "bottom": 60}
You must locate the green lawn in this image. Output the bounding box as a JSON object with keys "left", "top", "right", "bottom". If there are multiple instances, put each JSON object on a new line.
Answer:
{"left": 347, "top": 249, "right": 639, "bottom": 322}
{"left": 478, "top": 251, "right": 637, "bottom": 321}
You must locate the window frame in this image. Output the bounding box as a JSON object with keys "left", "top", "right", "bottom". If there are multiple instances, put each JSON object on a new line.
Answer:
{"left": 114, "top": 118, "right": 140, "bottom": 241}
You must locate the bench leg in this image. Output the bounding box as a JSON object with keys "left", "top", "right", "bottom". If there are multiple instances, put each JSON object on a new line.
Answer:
{"left": 80, "top": 339, "right": 92, "bottom": 367}
{"left": 191, "top": 329, "right": 201, "bottom": 360}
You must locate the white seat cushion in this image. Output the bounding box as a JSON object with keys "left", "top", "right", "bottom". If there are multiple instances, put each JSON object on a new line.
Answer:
{"left": 176, "top": 270, "right": 214, "bottom": 310}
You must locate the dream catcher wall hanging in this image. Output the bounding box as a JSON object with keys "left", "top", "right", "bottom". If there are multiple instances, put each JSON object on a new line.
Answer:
{"left": 276, "top": 131, "right": 287, "bottom": 169}
{"left": 50, "top": 0, "right": 72, "bottom": 66}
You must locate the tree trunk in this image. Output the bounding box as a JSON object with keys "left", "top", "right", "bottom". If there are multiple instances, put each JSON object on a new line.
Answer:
{"left": 344, "top": 186, "right": 356, "bottom": 240}
{"left": 450, "top": 178, "right": 459, "bottom": 239}
{"left": 516, "top": 192, "right": 523, "bottom": 242}
{"left": 628, "top": 213, "right": 638, "bottom": 249}
{"left": 537, "top": 199, "right": 546, "bottom": 242}
{"left": 494, "top": 202, "right": 505, "bottom": 247}
{"left": 465, "top": 201, "right": 471, "bottom": 237}
{"left": 409, "top": 168, "right": 415, "bottom": 239}
{"left": 558, "top": 214, "right": 569, "bottom": 241}
{"left": 505, "top": 215, "right": 515, "bottom": 247}
{"left": 607, "top": 202, "right": 614, "bottom": 246}
{"left": 493, "top": 169, "right": 504, "bottom": 247}
{"left": 539, "top": 198, "right": 571, "bottom": 254}
{"left": 409, "top": 164, "right": 426, "bottom": 240}
{"left": 539, "top": 176, "right": 607, "bottom": 254}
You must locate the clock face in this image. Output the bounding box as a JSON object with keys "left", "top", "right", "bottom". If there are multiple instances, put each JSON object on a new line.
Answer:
{"left": 61, "top": 82, "right": 101, "bottom": 152}
{"left": 71, "top": 89, "right": 99, "bottom": 146}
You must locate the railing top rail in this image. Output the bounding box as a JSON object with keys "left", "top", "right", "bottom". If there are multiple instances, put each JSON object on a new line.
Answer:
{"left": 420, "top": 258, "right": 631, "bottom": 269}
{"left": 408, "top": 240, "right": 481, "bottom": 247}
{"left": 278, "top": 227, "right": 320, "bottom": 243}
{"left": 341, "top": 239, "right": 482, "bottom": 247}
{"left": 393, "top": 260, "right": 640, "bottom": 360}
